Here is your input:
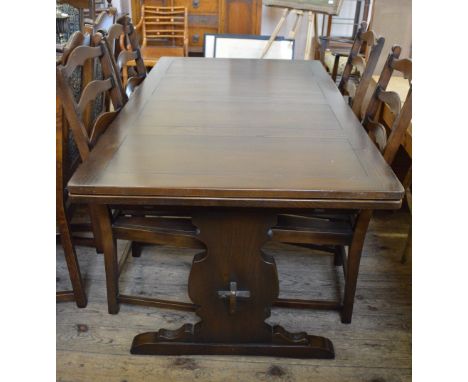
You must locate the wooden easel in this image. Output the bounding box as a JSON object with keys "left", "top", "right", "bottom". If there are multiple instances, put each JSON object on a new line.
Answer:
{"left": 260, "top": 7, "right": 318, "bottom": 59}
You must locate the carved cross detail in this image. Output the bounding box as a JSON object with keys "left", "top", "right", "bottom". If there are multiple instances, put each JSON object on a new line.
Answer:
{"left": 217, "top": 281, "right": 251, "bottom": 314}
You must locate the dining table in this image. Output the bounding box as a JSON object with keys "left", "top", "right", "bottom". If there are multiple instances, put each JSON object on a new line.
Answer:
{"left": 68, "top": 57, "right": 404, "bottom": 359}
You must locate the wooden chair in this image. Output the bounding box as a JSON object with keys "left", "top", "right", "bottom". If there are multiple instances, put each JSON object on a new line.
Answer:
{"left": 57, "top": 32, "right": 204, "bottom": 314}
{"left": 132, "top": 4, "right": 188, "bottom": 68}
{"left": 56, "top": 31, "right": 99, "bottom": 308}
{"left": 271, "top": 46, "right": 412, "bottom": 324}
{"left": 104, "top": 15, "right": 147, "bottom": 96}
{"left": 337, "top": 21, "right": 385, "bottom": 118}
{"left": 85, "top": 6, "right": 117, "bottom": 33}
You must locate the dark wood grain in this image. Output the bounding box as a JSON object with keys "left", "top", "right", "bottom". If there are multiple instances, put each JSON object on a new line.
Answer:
{"left": 68, "top": 58, "right": 403, "bottom": 206}
{"left": 131, "top": 209, "right": 335, "bottom": 358}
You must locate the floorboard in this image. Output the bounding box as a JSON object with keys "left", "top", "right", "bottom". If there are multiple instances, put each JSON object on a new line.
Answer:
{"left": 57, "top": 210, "right": 411, "bottom": 381}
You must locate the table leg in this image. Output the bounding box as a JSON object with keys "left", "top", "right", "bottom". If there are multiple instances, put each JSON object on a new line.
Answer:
{"left": 341, "top": 210, "right": 372, "bottom": 323}
{"left": 93, "top": 204, "right": 120, "bottom": 314}
{"left": 88, "top": 205, "right": 104, "bottom": 254}
{"left": 261, "top": 8, "right": 290, "bottom": 59}
{"left": 131, "top": 209, "right": 334, "bottom": 358}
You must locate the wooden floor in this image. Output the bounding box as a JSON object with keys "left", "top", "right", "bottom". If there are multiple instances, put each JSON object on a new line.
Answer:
{"left": 57, "top": 211, "right": 411, "bottom": 382}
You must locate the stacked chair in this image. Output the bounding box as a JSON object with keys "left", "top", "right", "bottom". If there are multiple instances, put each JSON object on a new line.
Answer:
{"left": 56, "top": 17, "right": 202, "bottom": 311}
{"left": 271, "top": 35, "right": 412, "bottom": 323}
{"left": 337, "top": 21, "right": 385, "bottom": 118}
{"left": 105, "top": 15, "right": 147, "bottom": 95}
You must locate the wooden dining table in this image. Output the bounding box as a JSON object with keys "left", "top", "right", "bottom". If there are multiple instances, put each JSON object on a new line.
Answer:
{"left": 68, "top": 57, "right": 404, "bottom": 359}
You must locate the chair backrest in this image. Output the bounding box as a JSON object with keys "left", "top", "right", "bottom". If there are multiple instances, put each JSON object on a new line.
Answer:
{"left": 363, "top": 46, "right": 412, "bottom": 165}
{"left": 338, "top": 21, "right": 385, "bottom": 117}
{"left": 56, "top": 31, "right": 125, "bottom": 161}
{"left": 105, "top": 15, "right": 147, "bottom": 97}
{"left": 92, "top": 7, "right": 117, "bottom": 33}
{"left": 57, "top": 31, "right": 90, "bottom": 205}
{"left": 140, "top": 5, "right": 188, "bottom": 48}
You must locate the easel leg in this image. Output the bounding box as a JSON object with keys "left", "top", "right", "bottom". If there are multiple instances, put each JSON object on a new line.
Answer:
{"left": 288, "top": 10, "right": 303, "bottom": 40}
{"left": 261, "top": 8, "right": 290, "bottom": 58}
{"left": 304, "top": 11, "right": 316, "bottom": 60}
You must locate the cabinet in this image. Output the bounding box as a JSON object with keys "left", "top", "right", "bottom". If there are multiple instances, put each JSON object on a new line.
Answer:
{"left": 130, "top": 0, "right": 262, "bottom": 53}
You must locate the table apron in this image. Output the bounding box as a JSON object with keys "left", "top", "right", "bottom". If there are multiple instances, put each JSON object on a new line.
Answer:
{"left": 68, "top": 194, "right": 402, "bottom": 210}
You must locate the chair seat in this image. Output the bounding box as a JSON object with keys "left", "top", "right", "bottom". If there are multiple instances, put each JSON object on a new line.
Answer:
{"left": 272, "top": 213, "right": 354, "bottom": 246}
{"left": 128, "top": 45, "right": 185, "bottom": 67}
{"left": 113, "top": 214, "right": 205, "bottom": 249}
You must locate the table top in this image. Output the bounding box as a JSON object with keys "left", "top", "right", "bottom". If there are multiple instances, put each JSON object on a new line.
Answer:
{"left": 68, "top": 57, "right": 403, "bottom": 209}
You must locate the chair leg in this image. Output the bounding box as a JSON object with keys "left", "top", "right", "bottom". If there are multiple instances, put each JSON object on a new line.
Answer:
{"left": 57, "top": 206, "right": 87, "bottom": 308}
{"left": 401, "top": 225, "right": 411, "bottom": 264}
{"left": 332, "top": 54, "right": 340, "bottom": 82}
{"left": 93, "top": 204, "right": 120, "bottom": 314}
{"left": 333, "top": 245, "right": 344, "bottom": 266}
{"left": 341, "top": 210, "right": 372, "bottom": 324}
{"left": 131, "top": 242, "right": 142, "bottom": 257}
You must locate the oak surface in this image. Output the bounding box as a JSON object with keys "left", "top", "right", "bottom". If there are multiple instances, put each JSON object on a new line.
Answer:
{"left": 68, "top": 57, "right": 403, "bottom": 207}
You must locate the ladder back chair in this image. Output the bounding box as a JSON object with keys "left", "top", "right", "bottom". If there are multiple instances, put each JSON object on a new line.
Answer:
{"left": 56, "top": 30, "right": 98, "bottom": 308}
{"left": 57, "top": 32, "right": 204, "bottom": 315}
{"left": 104, "top": 15, "right": 147, "bottom": 96}
{"left": 271, "top": 45, "right": 412, "bottom": 324}
{"left": 133, "top": 4, "right": 188, "bottom": 68}
{"left": 56, "top": 32, "right": 126, "bottom": 160}
{"left": 338, "top": 21, "right": 385, "bottom": 118}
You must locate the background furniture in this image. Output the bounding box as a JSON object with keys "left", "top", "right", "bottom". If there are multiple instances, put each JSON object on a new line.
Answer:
{"left": 317, "top": 0, "right": 374, "bottom": 80}
{"left": 58, "top": 0, "right": 115, "bottom": 33}
{"left": 67, "top": 57, "right": 403, "bottom": 357}
{"left": 260, "top": 1, "right": 345, "bottom": 59}
{"left": 134, "top": 4, "right": 188, "bottom": 67}
{"left": 130, "top": 0, "right": 263, "bottom": 54}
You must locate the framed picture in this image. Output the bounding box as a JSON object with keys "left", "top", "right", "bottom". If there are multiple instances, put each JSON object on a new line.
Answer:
{"left": 204, "top": 34, "right": 295, "bottom": 60}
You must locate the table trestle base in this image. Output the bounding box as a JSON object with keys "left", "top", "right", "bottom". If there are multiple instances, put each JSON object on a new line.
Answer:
{"left": 130, "top": 323, "right": 335, "bottom": 359}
